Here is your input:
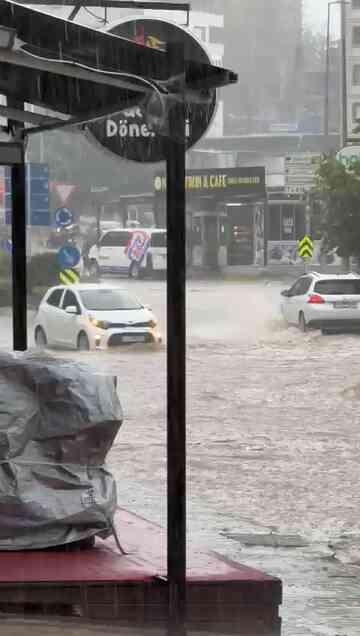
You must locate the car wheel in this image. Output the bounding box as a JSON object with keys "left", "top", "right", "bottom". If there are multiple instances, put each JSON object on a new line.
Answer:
{"left": 78, "top": 332, "right": 90, "bottom": 351}
{"left": 88, "top": 260, "right": 100, "bottom": 279}
{"left": 129, "top": 261, "right": 144, "bottom": 279}
{"left": 34, "top": 327, "right": 47, "bottom": 348}
{"left": 298, "top": 312, "right": 307, "bottom": 333}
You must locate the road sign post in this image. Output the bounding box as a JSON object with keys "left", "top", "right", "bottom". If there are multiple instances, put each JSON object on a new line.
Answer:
{"left": 55, "top": 207, "right": 74, "bottom": 228}
{"left": 298, "top": 234, "right": 314, "bottom": 271}
{"left": 59, "top": 268, "right": 80, "bottom": 285}
{"left": 57, "top": 244, "right": 80, "bottom": 270}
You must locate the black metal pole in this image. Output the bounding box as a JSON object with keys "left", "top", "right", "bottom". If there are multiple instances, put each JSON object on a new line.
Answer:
{"left": 340, "top": 0, "right": 348, "bottom": 146}
{"left": 11, "top": 154, "right": 27, "bottom": 352}
{"left": 324, "top": 1, "right": 331, "bottom": 137}
{"left": 8, "top": 100, "right": 27, "bottom": 352}
{"left": 166, "top": 41, "right": 186, "bottom": 636}
{"left": 263, "top": 197, "right": 268, "bottom": 268}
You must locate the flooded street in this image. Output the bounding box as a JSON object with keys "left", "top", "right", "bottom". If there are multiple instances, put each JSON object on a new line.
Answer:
{"left": 3, "top": 277, "right": 360, "bottom": 635}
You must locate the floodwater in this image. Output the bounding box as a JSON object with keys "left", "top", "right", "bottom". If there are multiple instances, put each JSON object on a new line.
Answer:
{"left": 2, "top": 277, "right": 360, "bottom": 635}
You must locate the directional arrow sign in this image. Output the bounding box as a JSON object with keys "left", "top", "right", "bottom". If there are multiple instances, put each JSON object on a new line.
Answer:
{"left": 298, "top": 234, "right": 314, "bottom": 260}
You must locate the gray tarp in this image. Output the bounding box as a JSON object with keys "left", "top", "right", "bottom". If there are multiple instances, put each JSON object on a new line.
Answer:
{"left": 0, "top": 352, "right": 122, "bottom": 550}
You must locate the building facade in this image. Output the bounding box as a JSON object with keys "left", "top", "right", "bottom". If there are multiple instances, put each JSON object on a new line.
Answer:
{"left": 346, "top": 0, "right": 360, "bottom": 137}
{"left": 222, "top": 0, "right": 303, "bottom": 136}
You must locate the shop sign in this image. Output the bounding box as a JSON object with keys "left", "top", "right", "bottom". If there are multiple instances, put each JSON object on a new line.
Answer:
{"left": 154, "top": 167, "right": 266, "bottom": 196}
{"left": 87, "top": 18, "right": 217, "bottom": 163}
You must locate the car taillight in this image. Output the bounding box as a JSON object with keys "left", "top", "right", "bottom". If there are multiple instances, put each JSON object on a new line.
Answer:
{"left": 307, "top": 293, "right": 325, "bottom": 304}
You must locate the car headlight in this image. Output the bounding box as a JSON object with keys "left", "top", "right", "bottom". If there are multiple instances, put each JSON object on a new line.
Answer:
{"left": 149, "top": 318, "right": 158, "bottom": 329}
{"left": 89, "top": 316, "right": 110, "bottom": 330}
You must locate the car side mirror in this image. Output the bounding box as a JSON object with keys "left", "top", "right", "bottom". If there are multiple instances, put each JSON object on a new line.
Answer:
{"left": 65, "top": 305, "right": 79, "bottom": 315}
{"left": 281, "top": 289, "right": 291, "bottom": 297}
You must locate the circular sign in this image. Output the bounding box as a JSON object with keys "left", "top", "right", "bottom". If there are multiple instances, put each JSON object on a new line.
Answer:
{"left": 336, "top": 145, "right": 360, "bottom": 170}
{"left": 57, "top": 244, "right": 81, "bottom": 269}
{"left": 55, "top": 207, "right": 74, "bottom": 227}
{"left": 87, "top": 17, "right": 217, "bottom": 163}
{"left": 1, "top": 239, "right": 12, "bottom": 254}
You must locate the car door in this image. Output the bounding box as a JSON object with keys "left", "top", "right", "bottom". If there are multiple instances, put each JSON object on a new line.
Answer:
{"left": 285, "top": 277, "right": 312, "bottom": 323}
{"left": 41, "top": 288, "right": 65, "bottom": 344}
{"left": 59, "top": 289, "right": 82, "bottom": 347}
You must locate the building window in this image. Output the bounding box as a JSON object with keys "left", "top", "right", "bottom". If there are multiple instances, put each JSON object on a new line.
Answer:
{"left": 353, "top": 102, "right": 360, "bottom": 122}
{"left": 353, "top": 64, "right": 360, "bottom": 85}
{"left": 269, "top": 204, "right": 305, "bottom": 241}
{"left": 353, "top": 26, "right": 360, "bottom": 46}
{"left": 281, "top": 207, "right": 295, "bottom": 240}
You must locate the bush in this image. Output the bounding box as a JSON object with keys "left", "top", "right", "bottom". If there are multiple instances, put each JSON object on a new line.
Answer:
{"left": 27, "top": 252, "right": 60, "bottom": 292}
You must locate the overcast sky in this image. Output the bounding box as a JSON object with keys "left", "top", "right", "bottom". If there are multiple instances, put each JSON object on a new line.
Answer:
{"left": 304, "top": 0, "right": 339, "bottom": 33}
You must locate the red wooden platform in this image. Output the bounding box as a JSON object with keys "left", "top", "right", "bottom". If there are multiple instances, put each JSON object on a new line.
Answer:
{"left": 0, "top": 508, "right": 282, "bottom": 634}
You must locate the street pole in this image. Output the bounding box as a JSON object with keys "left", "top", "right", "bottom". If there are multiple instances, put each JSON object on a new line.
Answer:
{"left": 166, "top": 41, "right": 186, "bottom": 636}
{"left": 340, "top": 0, "right": 348, "bottom": 147}
{"left": 324, "top": 1, "right": 331, "bottom": 137}
{"left": 8, "top": 98, "right": 27, "bottom": 351}
{"left": 324, "top": 1, "right": 349, "bottom": 145}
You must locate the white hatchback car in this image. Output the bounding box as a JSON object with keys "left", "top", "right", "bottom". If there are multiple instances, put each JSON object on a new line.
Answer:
{"left": 280, "top": 272, "right": 360, "bottom": 334}
{"left": 34, "top": 284, "right": 162, "bottom": 350}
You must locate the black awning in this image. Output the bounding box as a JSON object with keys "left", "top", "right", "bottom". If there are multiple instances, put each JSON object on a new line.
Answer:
{"left": 0, "top": 0, "right": 237, "bottom": 90}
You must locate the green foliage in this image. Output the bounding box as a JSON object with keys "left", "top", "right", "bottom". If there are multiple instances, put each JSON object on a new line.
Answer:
{"left": 313, "top": 154, "right": 360, "bottom": 259}
{"left": 27, "top": 252, "right": 60, "bottom": 292}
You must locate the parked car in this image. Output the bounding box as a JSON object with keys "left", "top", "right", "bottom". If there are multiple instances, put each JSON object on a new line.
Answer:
{"left": 280, "top": 271, "right": 360, "bottom": 334}
{"left": 34, "top": 284, "right": 162, "bottom": 350}
{"left": 87, "top": 227, "right": 167, "bottom": 279}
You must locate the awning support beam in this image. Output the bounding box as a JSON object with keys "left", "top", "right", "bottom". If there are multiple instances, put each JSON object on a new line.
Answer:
{"left": 166, "top": 41, "right": 186, "bottom": 636}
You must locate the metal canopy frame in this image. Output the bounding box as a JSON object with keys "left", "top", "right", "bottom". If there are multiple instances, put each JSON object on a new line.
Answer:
{"left": 0, "top": 2, "right": 237, "bottom": 634}
{"left": 16, "top": 1, "right": 191, "bottom": 26}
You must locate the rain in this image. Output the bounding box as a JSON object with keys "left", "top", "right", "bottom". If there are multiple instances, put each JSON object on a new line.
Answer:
{"left": 0, "top": 0, "right": 358, "bottom": 635}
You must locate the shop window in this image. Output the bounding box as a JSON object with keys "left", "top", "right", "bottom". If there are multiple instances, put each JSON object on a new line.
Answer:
{"left": 281, "top": 206, "right": 295, "bottom": 240}
{"left": 295, "top": 207, "right": 306, "bottom": 240}
{"left": 353, "top": 27, "right": 360, "bottom": 47}
{"left": 353, "top": 64, "right": 360, "bottom": 85}
{"left": 269, "top": 205, "right": 281, "bottom": 240}
{"left": 219, "top": 219, "right": 228, "bottom": 246}
{"left": 353, "top": 102, "right": 360, "bottom": 123}
{"left": 192, "top": 218, "right": 202, "bottom": 246}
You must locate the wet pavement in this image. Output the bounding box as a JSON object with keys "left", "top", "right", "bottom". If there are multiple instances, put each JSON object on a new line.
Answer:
{"left": 1, "top": 277, "right": 360, "bottom": 635}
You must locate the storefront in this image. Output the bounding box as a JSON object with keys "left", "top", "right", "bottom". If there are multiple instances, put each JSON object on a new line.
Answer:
{"left": 154, "top": 167, "right": 266, "bottom": 269}
{"left": 267, "top": 197, "right": 307, "bottom": 264}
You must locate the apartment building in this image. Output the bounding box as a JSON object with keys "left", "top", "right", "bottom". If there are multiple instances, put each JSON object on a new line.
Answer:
{"left": 346, "top": 0, "right": 360, "bottom": 137}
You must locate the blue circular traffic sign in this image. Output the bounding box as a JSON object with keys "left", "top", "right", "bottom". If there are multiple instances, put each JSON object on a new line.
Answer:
{"left": 55, "top": 207, "right": 74, "bottom": 228}
{"left": 1, "top": 239, "right": 12, "bottom": 254}
{"left": 57, "top": 243, "right": 81, "bottom": 269}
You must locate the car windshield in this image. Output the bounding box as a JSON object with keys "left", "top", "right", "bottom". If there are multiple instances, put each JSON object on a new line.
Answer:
{"left": 314, "top": 280, "right": 360, "bottom": 295}
{"left": 79, "top": 289, "right": 142, "bottom": 311}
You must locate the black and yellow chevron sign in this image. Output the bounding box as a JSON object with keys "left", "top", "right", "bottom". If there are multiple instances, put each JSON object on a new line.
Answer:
{"left": 298, "top": 234, "right": 314, "bottom": 260}
{"left": 59, "top": 268, "right": 80, "bottom": 285}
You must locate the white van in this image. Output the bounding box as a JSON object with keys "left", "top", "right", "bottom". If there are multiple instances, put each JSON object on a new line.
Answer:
{"left": 87, "top": 227, "right": 167, "bottom": 279}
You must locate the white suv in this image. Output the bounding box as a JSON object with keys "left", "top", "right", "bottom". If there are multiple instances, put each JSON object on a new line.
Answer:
{"left": 280, "top": 272, "right": 360, "bottom": 334}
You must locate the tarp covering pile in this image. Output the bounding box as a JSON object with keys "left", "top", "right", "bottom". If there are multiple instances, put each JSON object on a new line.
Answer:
{"left": 0, "top": 352, "right": 122, "bottom": 550}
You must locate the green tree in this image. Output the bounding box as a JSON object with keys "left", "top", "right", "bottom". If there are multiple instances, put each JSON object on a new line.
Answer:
{"left": 313, "top": 154, "right": 360, "bottom": 263}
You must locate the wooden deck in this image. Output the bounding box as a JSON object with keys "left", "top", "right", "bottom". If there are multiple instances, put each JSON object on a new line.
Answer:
{"left": 0, "top": 508, "right": 282, "bottom": 634}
